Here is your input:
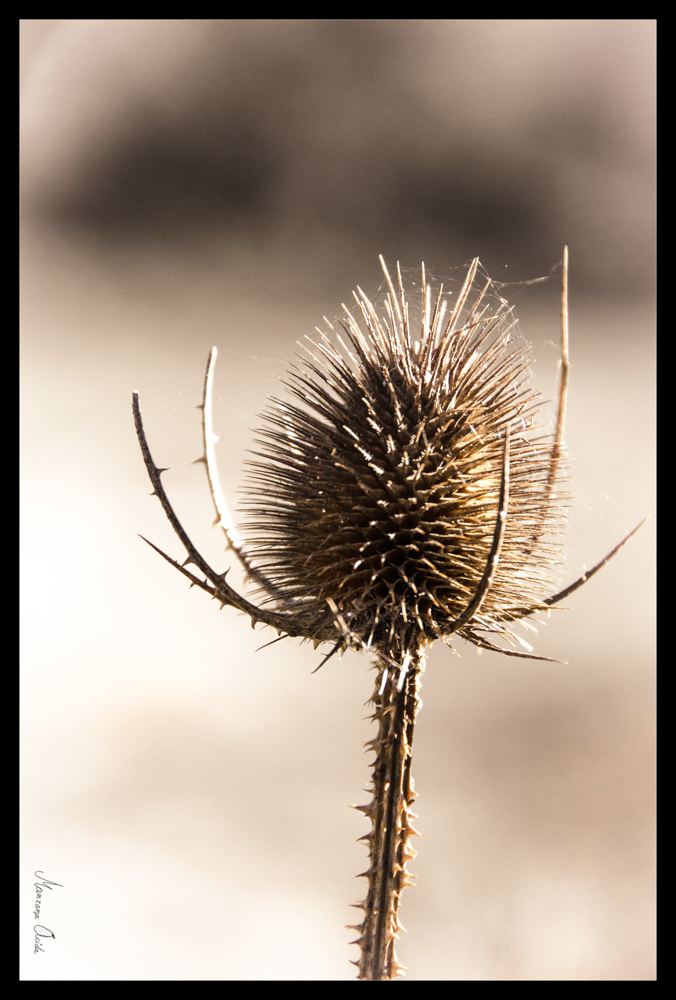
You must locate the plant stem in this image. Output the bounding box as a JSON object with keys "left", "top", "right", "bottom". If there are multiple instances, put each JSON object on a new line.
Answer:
{"left": 351, "top": 649, "right": 425, "bottom": 980}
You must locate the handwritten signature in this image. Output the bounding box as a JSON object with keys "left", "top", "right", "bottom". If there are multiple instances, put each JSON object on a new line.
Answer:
{"left": 33, "top": 872, "right": 62, "bottom": 954}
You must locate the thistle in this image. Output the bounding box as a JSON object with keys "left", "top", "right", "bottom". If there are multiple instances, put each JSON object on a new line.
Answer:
{"left": 133, "top": 250, "right": 643, "bottom": 980}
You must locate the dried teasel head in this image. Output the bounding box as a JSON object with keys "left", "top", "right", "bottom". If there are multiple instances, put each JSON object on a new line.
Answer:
{"left": 133, "top": 252, "right": 644, "bottom": 666}
{"left": 242, "top": 257, "right": 565, "bottom": 663}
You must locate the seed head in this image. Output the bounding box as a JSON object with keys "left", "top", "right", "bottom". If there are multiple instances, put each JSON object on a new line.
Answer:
{"left": 241, "top": 258, "right": 563, "bottom": 660}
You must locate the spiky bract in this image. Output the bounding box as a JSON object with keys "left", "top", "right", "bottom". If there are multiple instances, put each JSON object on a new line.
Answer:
{"left": 242, "top": 261, "right": 563, "bottom": 660}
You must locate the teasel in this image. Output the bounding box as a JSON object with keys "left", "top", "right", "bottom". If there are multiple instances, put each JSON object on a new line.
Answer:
{"left": 133, "top": 250, "right": 643, "bottom": 980}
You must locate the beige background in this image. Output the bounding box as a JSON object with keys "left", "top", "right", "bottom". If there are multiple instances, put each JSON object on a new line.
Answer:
{"left": 21, "top": 20, "right": 655, "bottom": 981}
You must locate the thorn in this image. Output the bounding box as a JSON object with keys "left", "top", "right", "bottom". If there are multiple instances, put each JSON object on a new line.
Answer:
{"left": 192, "top": 455, "right": 207, "bottom": 465}
{"left": 155, "top": 467, "right": 170, "bottom": 474}
{"left": 391, "top": 963, "right": 411, "bottom": 975}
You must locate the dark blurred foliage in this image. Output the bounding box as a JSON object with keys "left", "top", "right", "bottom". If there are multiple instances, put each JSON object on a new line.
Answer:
{"left": 21, "top": 20, "right": 654, "bottom": 299}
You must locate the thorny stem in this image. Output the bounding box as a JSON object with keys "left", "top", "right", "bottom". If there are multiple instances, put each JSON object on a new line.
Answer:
{"left": 351, "top": 649, "right": 424, "bottom": 980}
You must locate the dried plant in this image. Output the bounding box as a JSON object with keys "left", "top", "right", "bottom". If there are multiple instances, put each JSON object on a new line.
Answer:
{"left": 133, "top": 249, "right": 643, "bottom": 980}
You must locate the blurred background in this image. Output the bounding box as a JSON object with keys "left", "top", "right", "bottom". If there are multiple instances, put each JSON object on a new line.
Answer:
{"left": 21, "top": 20, "right": 655, "bottom": 981}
